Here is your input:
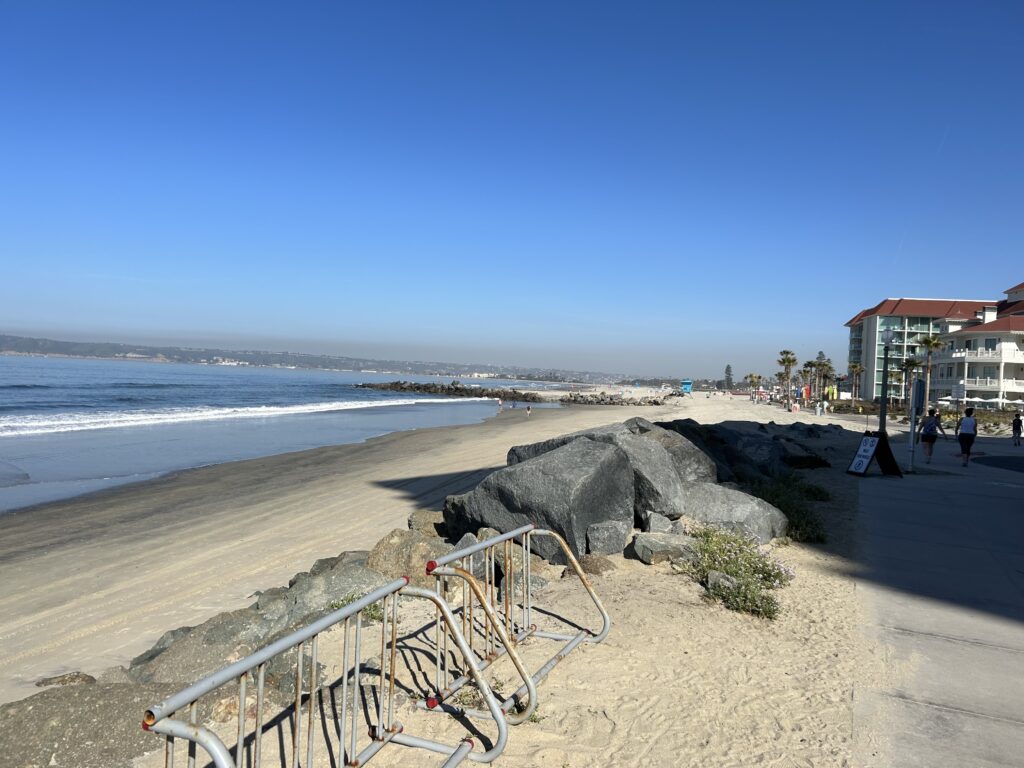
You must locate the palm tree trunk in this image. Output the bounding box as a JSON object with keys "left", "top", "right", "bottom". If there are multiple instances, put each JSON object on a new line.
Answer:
{"left": 924, "top": 352, "right": 933, "bottom": 411}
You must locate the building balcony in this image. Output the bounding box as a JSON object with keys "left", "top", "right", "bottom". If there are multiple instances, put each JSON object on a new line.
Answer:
{"left": 954, "top": 348, "right": 1024, "bottom": 362}
{"left": 964, "top": 378, "right": 1024, "bottom": 392}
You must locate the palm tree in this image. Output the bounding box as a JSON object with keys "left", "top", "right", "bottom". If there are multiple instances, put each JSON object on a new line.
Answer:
{"left": 920, "top": 335, "right": 943, "bottom": 411}
{"left": 777, "top": 350, "right": 798, "bottom": 410}
{"left": 900, "top": 357, "right": 920, "bottom": 411}
{"left": 744, "top": 373, "right": 762, "bottom": 401}
{"left": 849, "top": 362, "right": 864, "bottom": 406}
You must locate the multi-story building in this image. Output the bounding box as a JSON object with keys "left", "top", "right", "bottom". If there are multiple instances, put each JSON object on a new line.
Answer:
{"left": 845, "top": 282, "right": 1024, "bottom": 407}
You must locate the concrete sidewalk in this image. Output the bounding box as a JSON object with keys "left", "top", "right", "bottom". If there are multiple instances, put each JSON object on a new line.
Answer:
{"left": 853, "top": 432, "right": 1024, "bottom": 766}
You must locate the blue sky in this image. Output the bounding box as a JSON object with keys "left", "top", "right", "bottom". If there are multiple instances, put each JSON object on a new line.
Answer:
{"left": 1, "top": 2, "right": 1021, "bottom": 377}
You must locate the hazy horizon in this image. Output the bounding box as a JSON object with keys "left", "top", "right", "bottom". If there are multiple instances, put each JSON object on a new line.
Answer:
{"left": 3, "top": 325, "right": 776, "bottom": 380}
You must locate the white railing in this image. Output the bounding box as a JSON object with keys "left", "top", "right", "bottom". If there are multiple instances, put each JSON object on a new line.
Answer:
{"left": 947, "top": 348, "right": 1024, "bottom": 361}
{"left": 963, "top": 377, "right": 1024, "bottom": 390}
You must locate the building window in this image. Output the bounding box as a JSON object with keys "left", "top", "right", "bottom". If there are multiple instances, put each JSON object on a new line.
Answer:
{"left": 982, "top": 366, "right": 997, "bottom": 378}
{"left": 984, "top": 338, "right": 997, "bottom": 351}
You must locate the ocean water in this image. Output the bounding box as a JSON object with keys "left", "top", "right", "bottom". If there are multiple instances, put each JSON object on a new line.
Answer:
{"left": 0, "top": 356, "right": 553, "bottom": 513}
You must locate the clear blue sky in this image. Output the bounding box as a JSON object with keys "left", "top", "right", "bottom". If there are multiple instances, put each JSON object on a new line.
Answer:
{"left": 1, "top": 2, "right": 1021, "bottom": 378}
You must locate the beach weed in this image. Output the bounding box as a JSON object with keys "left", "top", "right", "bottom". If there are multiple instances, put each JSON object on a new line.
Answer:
{"left": 681, "top": 525, "right": 794, "bottom": 620}
{"left": 328, "top": 593, "right": 387, "bottom": 624}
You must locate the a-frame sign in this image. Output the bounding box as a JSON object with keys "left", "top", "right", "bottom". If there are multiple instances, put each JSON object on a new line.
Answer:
{"left": 847, "top": 431, "right": 903, "bottom": 477}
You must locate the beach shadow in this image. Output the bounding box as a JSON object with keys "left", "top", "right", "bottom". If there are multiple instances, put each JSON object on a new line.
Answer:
{"left": 373, "top": 467, "right": 502, "bottom": 512}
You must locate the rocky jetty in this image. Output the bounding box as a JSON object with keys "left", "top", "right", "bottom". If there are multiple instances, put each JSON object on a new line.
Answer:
{"left": 558, "top": 392, "right": 675, "bottom": 406}
{"left": 357, "top": 380, "right": 544, "bottom": 402}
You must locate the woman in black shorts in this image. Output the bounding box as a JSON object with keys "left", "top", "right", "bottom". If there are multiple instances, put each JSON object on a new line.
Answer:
{"left": 956, "top": 407, "right": 978, "bottom": 467}
{"left": 916, "top": 407, "right": 947, "bottom": 464}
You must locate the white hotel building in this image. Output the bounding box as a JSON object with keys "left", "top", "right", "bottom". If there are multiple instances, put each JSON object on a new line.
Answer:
{"left": 846, "top": 282, "right": 1024, "bottom": 408}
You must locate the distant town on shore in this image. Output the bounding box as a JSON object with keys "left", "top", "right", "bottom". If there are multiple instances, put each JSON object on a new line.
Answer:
{"left": 0, "top": 332, "right": 644, "bottom": 385}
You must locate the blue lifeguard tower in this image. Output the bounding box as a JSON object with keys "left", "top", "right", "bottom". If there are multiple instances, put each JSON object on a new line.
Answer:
{"left": 680, "top": 379, "right": 693, "bottom": 395}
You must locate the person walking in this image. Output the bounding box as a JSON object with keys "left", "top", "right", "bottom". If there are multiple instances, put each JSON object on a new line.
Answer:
{"left": 955, "top": 407, "right": 978, "bottom": 467}
{"left": 916, "top": 407, "right": 947, "bottom": 464}
{"left": 1012, "top": 412, "right": 1022, "bottom": 447}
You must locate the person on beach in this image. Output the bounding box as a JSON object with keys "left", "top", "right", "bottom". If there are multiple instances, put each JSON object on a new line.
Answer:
{"left": 955, "top": 407, "right": 978, "bottom": 467}
{"left": 1012, "top": 413, "right": 1022, "bottom": 447}
{"left": 916, "top": 407, "right": 947, "bottom": 464}
{"left": 526, "top": 405, "right": 531, "bottom": 417}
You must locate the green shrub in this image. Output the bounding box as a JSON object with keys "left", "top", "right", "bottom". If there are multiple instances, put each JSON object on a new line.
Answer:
{"left": 678, "top": 525, "right": 794, "bottom": 620}
{"left": 707, "top": 577, "right": 782, "bottom": 619}
{"left": 328, "top": 593, "right": 386, "bottom": 623}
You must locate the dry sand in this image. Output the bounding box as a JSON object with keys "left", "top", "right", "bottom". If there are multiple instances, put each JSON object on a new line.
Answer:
{"left": 2, "top": 394, "right": 871, "bottom": 766}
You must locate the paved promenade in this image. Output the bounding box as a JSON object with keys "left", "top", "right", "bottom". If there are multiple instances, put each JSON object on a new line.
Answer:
{"left": 853, "top": 429, "right": 1024, "bottom": 766}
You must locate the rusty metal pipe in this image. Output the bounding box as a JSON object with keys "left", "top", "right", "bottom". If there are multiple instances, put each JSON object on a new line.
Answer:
{"left": 426, "top": 524, "right": 534, "bottom": 572}
{"left": 432, "top": 566, "right": 537, "bottom": 724}
{"left": 401, "top": 586, "right": 508, "bottom": 762}
{"left": 530, "top": 529, "right": 611, "bottom": 642}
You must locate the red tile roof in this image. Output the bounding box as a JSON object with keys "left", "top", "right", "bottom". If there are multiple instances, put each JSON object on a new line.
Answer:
{"left": 999, "top": 300, "right": 1024, "bottom": 316}
{"left": 845, "top": 298, "right": 992, "bottom": 327}
{"left": 1005, "top": 281, "right": 1024, "bottom": 294}
{"left": 951, "top": 316, "right": 1024, "bottom": 334}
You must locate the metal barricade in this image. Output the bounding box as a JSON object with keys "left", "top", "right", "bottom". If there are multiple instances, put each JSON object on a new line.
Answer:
{"left": 422, "top": 524, "right": 610, "bottom": 723}
{"left": 141, "top": 578, "right": 508, "bottom": 767}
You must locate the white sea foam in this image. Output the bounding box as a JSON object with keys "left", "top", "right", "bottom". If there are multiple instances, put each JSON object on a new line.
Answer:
{"left": 0, "top": 397, "right": 495, "bottom": 437}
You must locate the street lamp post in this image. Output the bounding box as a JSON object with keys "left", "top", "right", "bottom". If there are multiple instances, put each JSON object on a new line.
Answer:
{"left": 878, "top": 329, "right": 895, "bottom": 433}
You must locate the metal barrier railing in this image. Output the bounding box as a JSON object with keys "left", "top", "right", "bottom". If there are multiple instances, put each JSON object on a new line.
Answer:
{"left": 141, "top": 578, "right": 509, "bottom": 767}
{"left": 422, "top": 524, "right": 610, "bottom": 723}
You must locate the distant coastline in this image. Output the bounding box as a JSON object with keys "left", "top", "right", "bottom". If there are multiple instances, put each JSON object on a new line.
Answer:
{"left": 0, "top": 333, "right": 621, "bottom": 384}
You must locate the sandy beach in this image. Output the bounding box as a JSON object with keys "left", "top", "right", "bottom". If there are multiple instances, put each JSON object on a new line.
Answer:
{"left": 1, "top": 394, "right": 868, "bottom": 766}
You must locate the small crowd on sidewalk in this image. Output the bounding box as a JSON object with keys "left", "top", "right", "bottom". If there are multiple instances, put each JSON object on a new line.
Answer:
{"left": 915, "top": 408, "right": 1023, "bottom": 467}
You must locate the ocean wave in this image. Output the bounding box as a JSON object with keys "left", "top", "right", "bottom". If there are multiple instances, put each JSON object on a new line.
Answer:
{"left": 0, "top": 397, "right": 495, "bottom": 437}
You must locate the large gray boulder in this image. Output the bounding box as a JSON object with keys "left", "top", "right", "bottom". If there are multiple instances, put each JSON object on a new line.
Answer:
{"left": 624, "top": 417, "right": 717, "bottom": 482}
{"left": 681, "top": 483, "right": 788, "bottom": 543}
{"left": 508, "top": 423, "right": 690, "bottom": 522}
{"left": 443, "top": 438, "right": 633, "bottom": 563}
{"left": 633, "top": 533, "right": 699, "bottom": 565}
{"left": 641, "top": 510, "right": 673, "bottom": 533}
{"left": 586, "top": 519, "right": 631, "bottom": 555}
{"left": 505, "top": 423, "right": 631, "bottom": 465}
{"left": 656, "top": 419, "right": 737, "bottom": 483}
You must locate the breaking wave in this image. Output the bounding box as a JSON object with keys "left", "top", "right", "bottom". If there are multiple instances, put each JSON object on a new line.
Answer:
{"left": 0, "top": 397, "right": 495, "bottom": 437}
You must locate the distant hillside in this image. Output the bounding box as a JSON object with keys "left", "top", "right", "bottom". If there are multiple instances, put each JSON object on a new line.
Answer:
{"left": 0, "top": 333, "right": 623, "bottom": 384}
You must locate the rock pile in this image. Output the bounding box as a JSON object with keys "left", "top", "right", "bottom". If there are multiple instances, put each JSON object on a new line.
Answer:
{"left": 559, "top": 392, "right": 676, "bottom": 406}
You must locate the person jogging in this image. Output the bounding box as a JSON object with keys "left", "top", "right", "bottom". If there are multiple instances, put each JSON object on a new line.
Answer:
{"left": 955, "top": 407, "right": 978, "bottom": 467}
{"left": 916, "top": 407, "right": 947, "bottom": 464}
